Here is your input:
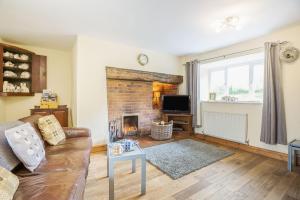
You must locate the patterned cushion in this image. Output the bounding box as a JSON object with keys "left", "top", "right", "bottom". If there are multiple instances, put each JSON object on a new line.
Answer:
{"left": 38, "top": 115, "right": 66, "bottom": 145}
{"left": 0, "top": 121, "right": 23, "bottom": 171}
{"left": 5, "top": 123, "right": 45, "bottom": 172}
{"left": 0, "top": 166, "right": 19, "bottom": 200}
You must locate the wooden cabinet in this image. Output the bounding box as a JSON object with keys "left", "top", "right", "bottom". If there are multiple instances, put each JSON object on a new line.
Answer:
{"left": 0, "top": 43, "right": 47, "bottom": 96}
{"left": 162, "top": 113, "right": 193, "bottom": 135}
{"left": 32, "top": 55, "right": 47, "bottom": 93}
{"left": 31, "top": 105, "right": 68, "bottom": 127}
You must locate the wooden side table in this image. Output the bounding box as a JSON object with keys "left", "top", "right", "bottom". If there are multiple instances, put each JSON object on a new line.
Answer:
{"left": 30, "top": 105, "right": 68, "bottom": 127}
{"left": 107, "top": 144, "right": 146, "bottom": 200}
{"left": 162, "top": 113, "right": 193, "bottom": 135}
{"left": 288, "top": 140, "right": 300, "bottom": 172}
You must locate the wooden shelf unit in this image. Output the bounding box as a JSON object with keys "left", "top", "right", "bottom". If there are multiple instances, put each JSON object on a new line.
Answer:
{"left": 0, "top": 92, "right": 34, "bottom": 97}
{"left": 162, "top": 113, "right": 193, "bottom": 135}
{"left": 0, "top": 43, "right": 47, "bottom": 96}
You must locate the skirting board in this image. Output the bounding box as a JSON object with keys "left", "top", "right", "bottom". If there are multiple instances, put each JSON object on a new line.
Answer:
{"left": 92, "top": 144, "right": 107, "bottom": 153}
{"left": 194, "top": 133, "right": 288, "bottom": 162}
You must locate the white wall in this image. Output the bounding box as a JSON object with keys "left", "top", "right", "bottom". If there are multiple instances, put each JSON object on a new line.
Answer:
{"left": 0, "top": 42, "right": 73, "bottom": 123}
{"left": 180, "top": 23, "right": 300, "bottom": 153}
{"left": 73, "top": 36, "right": 183, "bottom": 145}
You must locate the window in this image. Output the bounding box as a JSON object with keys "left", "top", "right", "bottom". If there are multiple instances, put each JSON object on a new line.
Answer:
{"left": 201, "top": 52, "right": 264, "bottom": 102}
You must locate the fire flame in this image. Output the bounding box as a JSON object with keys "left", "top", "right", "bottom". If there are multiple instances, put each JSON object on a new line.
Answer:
{"left": 123, "top": 125, "right": 138, "bottom": 135}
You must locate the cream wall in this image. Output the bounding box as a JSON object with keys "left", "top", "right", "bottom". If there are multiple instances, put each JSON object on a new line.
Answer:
{"left": 180, "top": 23, "right": 300, "bottom": 153}
{"left": 0, "top": 42, "right": 72, "bottom": 123}
{"left": 0, "top": 99, "right": 5, "bottom": 122}
{"left": 73, "top": 36, "right": 183, "bottom": 145}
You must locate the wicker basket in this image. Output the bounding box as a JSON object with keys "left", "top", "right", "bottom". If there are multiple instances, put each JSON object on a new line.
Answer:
{"left": 151, "top": 121, "right": 173, "bottom": 140}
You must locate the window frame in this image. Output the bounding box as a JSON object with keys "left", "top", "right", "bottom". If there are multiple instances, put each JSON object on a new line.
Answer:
{"left": 208, "top": 59, "right": 264, "bottom": 102}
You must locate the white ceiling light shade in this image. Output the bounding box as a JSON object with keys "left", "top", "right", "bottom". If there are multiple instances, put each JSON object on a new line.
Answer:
{"left": 213, "top": 16, "right": 241, "bottom": 33}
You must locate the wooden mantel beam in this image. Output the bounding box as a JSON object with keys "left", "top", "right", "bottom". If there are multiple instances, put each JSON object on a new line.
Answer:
{"left": 106, "top": 67, "right": 183, "bottom": 84}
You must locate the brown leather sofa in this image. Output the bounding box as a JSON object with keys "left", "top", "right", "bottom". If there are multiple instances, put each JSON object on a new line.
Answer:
{"left": 12, "top": 115, "right": 92, "bottom": 200}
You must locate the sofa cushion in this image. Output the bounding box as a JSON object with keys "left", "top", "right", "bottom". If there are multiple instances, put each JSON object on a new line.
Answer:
{"left": 0, "top": 121, "right": 23, "bottom": 171}
{"left": 14, "top": 148, "right": 90, "bottom": 176}
{"left": 0, "top": 166, "right": 19, "bottom": 200}
{"left": 5, "top": 123, "right": 45, "bottom": 172}
{"left": 38, "top": 115, "right": 65, "bottom": 145}
{"left": 19, "top": 115, "right": 43, "bottom": 140}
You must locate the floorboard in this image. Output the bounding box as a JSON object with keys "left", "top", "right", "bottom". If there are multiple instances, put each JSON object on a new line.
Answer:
{"left": 84, "top": 136, "right": 300, "bottom": 200}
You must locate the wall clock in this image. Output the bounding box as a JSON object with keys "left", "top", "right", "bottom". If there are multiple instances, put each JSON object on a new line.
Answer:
{"left": 137, "top": 54, "right": 149, "bottom": 66}
{"left": 280, "top": 47, "right": 299, "bottom": 63}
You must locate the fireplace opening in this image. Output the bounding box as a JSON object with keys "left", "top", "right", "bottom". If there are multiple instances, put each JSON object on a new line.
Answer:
{"left": 122, "top": 114, "right": 139, "bottom": 136}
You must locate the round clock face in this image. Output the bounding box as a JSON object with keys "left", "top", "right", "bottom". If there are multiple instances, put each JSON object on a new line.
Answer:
{"left": 137, "top": 54, "right": 149, "bottom": 66}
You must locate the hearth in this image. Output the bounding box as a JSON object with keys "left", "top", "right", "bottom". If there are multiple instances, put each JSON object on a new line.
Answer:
{"left": 122, "top": 113, "right": 139, "bottom": 136}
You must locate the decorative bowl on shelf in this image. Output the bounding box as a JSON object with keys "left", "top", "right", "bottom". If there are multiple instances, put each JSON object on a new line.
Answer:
{"left": 18, "top": 63, "right": 29, "bottom": 70}
{"left": 20, "top": 72, "right": 30, "bottom": 79}
{"left": 4, "top": 71, "right": 17, "bottom": 78}
{"left": 4, "top": 61, "right": 14, "bottom": 67}
{"left": 20, "top": 54, "right": 29, "bottom": 61}
{"left": 3, "top": 51, "right": 13, "bottom": 58}
{"left": 13, "top": 54, "right": 20, "bottom": 59}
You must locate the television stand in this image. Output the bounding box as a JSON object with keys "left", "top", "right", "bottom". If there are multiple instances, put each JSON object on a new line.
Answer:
{"left": 162, "top": 113, "right": 193, "bottom": 135}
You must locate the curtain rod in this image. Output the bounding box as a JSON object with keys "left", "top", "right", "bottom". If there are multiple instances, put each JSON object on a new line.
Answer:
{"left": 183, "top": 40, "right": 289, "bottom": 65}
{"left": 196, "top": 47, "right": 263, "bottom": 64}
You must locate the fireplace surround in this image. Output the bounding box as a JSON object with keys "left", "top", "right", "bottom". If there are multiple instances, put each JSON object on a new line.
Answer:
{"left": 122, "top": 113, "right": 139, "bottom": 136}
{"left": 106, "top": 67, "right": 183, "bottom": 136}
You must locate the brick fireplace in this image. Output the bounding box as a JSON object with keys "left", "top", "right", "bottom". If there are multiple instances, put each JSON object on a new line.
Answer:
{"left": 106, "top": 67, "right": 183, "bottom": 136}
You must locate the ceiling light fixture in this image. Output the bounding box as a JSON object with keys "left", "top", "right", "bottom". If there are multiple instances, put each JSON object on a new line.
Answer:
{"left": 213, "top": 16, "right": 240, "bottom": 33}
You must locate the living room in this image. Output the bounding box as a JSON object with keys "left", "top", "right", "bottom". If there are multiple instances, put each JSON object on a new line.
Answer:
{"left": 0, "top": 1, "right": 300, "bottom": 200}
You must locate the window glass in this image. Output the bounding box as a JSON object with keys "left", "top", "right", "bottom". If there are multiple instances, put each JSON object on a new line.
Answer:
{"left": 210, "top": 70, "right": 225, "bottom": 100}
{"left": 252, "top": 64, "right": 264, "bottom": 101}
{"left": 227, "top": 65, "right": 249, "bottom": 101}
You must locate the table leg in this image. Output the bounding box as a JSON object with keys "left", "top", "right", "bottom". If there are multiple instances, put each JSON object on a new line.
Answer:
{"left": 141, "top": 155, "right": 146, "bottom": 195}
{"left": 291, "top": 147, "right": 295, "bottom": 172}
{"left": 132, "top": 159, "right": 136, "bottom": 173}
{"left": 288, "top": 145, "right": 292, "bottom": 172}
{"left": 107, "top": 150, "right": 109, "bottom": 177}
{"left": 109, "top": 159, "right": 114, "bottom": 200}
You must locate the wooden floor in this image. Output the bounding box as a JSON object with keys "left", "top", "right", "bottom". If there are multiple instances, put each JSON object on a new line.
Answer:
{"left": 84, "top": 135, "right": 300, "bottom": 200}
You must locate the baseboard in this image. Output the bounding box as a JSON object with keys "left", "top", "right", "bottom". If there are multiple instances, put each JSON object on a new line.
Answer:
{"left": 194, "top": 133, "right": 288, "bottom": 162}
{"left": 91, "top": 144, "right": 107, "bottom": 153}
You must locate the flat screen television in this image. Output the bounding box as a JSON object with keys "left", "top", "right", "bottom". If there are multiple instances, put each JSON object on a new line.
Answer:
{"left": 162, "top": 95, "right": 190, "bottom": 113}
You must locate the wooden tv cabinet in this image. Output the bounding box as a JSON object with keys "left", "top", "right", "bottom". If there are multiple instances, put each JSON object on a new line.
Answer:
{"left": 162, "top": 113, "right": 193, "bottom": 135}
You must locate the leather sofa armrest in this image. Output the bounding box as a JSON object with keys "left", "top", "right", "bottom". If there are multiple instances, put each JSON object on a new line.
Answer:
{"left": 63, "top": 127, "right": 91, "bottom": 138}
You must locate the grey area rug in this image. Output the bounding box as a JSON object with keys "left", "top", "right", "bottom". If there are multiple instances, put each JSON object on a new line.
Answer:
{"left": 144, "top": 139, "right": 233, "bottom": 179}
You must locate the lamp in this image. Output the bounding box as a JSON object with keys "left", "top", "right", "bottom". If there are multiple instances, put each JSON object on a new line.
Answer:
{"left": 213, "top": 16, "right": 240, "bottom": 33}
{"left": 153, "top": 91, "right": 161, "bottom": 108}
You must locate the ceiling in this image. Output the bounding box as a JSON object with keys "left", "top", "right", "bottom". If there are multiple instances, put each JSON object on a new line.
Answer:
{"left": 0, "top": 0, "right": 299, "bottom": 55}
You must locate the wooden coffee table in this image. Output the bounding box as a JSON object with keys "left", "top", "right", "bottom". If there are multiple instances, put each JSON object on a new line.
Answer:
{"left": 107, "top": 143, "right": 146, "bottom": 200}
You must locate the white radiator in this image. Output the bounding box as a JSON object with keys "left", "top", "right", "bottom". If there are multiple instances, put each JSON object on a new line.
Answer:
{"left": 202, "top": 111, "right": 248, "bottom": 144}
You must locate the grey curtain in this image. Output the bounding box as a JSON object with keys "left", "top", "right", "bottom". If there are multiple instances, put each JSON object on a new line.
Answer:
{"left": 186, "top": 60, "right": 199, "bottom": 128}
{"left": 260, "top": 42, "right": 287, "bottom": 145}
